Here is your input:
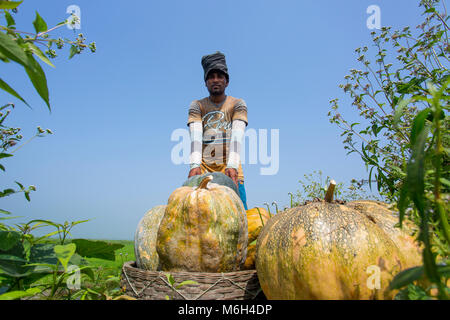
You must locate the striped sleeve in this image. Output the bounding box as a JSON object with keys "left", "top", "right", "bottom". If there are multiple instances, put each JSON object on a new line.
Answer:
{"left": 232, "top": 99, "right": 248, "bottom": 125}
{"left": 187, "top": 100, "right": 202, "bottom": 126}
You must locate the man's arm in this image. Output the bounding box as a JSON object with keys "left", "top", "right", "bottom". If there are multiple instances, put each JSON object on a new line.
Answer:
{"left": 188, "top": 121, "right": 203, "bottom": 178}
{"left": 225, "top": 119, "right": 246, "bottom": 185}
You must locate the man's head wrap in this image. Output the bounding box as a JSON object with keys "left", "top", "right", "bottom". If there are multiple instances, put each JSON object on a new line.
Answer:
{"left": 201, "top": 51, "right": 229, "bottom": 82}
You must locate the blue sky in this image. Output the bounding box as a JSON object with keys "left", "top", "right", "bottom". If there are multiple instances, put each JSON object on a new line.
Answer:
{"left": 1, "top": 0, "right": 429, "bottom": 239}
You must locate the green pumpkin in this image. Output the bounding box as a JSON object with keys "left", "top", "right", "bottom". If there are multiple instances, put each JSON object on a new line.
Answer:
{"left": 157, "top": 176, "right": 248, "bottom": 272}
{"left": 182, "top": 172, "right": 239, "bottom": 196}
{"left": 255, "top": 201, "right": 420, "bottom": 300}
{"left": 134, "top": 205, "right": 166, "bottom": 270}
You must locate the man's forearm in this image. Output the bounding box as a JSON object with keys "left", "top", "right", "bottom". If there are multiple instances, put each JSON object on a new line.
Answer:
{"left": 227, "top": 119, "right": 246, "bottom": 170}
{"left": 189, "top": 121, "right": 203, "bottom": 169}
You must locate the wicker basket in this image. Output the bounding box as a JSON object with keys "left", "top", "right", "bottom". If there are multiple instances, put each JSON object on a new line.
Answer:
{"left": 120, "top": 261, "right": 264, "bottom": 300}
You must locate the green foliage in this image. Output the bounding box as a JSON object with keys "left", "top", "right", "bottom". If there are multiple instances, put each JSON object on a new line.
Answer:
{"left": 329, "top": 0, "right": 449, "bottom": 299}
{"left": 164, "top": 273, "right": 198, "bottom": 300}
{"left": 0, "top": 0, "right": 93, "bottom": 215}
{"left": 290, "top": 170, "right": 380, "bottom": 206}
{"left": 0, "top": 2, "right": 126, "bottom": 300}
{"left": 0, "top": 217, "right": 129, "bottom": 300}
{"left": 71, "top": 239, "right": 124, "bottom": 261}
{"left": 0, "top": 4, "right": 95, "bottom": 110}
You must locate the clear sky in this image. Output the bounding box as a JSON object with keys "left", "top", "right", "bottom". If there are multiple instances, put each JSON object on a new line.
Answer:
{"left": 1, "top": 0, "right": 430, "bottom": 239}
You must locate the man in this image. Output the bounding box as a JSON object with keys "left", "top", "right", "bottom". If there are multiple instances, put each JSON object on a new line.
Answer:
{"left": 187, "top": 51, "right": 248, "bottom": 210}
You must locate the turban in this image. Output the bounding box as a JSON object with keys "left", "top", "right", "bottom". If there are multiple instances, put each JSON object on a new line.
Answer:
{"left": 201, "top": 51, "right": 229, "bottom": 82}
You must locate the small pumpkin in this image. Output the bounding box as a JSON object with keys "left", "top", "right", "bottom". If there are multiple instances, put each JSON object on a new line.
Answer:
{"left": 134, "top": 205, "right": 166, "bottom": 270}
{"left": 242, "top": 207, "right": 271, "bottom": 270}
{"left": 255, "top": 200, "right": 421, "bottom": 300}
{"left": 157, "top": 176, "right": 248, "bottom": 272}
{"left": 182, "top": 172, "right": 240, "bottom": 196}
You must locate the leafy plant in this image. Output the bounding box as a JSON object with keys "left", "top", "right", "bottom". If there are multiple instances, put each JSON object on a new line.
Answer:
{"left": 0, "top": 217, "right": 126, "bottom": 300}
{"left": 329, "top": 0, "right": 449, "bottom": 299}
{"left": 0, "top": 2, "right": 101, "bottom": 300}
{"left": 290, "top": 170, "right": 380, "bottom": 206}
{"left": 164, "top": 273, "right": 198, "bottom": 300}
{"left": 0, "top": 1, "right": 95, "bottom": 216}
{"left": 328, "top": 0, "right": 448, "bottom": 202}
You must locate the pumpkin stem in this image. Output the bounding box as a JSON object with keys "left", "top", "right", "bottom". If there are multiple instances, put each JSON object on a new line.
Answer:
{"left": 198, "top": 175, "right": 213, "bottom": 189}
{"left": 324, "top": 180, "right": 336, "bottom": 203}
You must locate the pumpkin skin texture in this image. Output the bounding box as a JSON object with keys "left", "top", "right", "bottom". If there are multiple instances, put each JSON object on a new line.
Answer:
{"left": 346, "top": 200, "right": 422, "bottom": 269}
{"left": 134, "top": 205, "right": 167, "bottom": 270}
{"left": 182, "top": 172, "right": 240, "bottom": 196}
{"left": 242, "top": 207, "right": 271, "bottom": 270}
{"left": 255, "top": 201, "right": 409, "bottom": 300}
{"left": 157, "top": 176, "right": 248, "bottom": 272}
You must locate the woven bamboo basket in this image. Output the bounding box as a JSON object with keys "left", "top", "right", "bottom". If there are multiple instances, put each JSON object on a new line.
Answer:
{"left": 120, "top": 261, "right": 264, "bottom": 300}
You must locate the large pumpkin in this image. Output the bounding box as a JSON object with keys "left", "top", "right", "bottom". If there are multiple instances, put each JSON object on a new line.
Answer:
{"left": 182, "top": 172, "right": 240, "bottom": 196}
{"left": 255, "top": 200, "right": 421, "bottom": 300}
{"left": 346, "top": 200, "right": 422, "bottom": 268}
{"left": 157, "top": 176, "right": 248, "bottom": 272}
{"left": 242, "top": 207, "right": 271, "bottom": 270}
{"left": 134, "top": 205, "right": 166, "bottom": 270}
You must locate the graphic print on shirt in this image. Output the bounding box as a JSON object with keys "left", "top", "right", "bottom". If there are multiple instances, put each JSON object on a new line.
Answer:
{"left": 202, "top": 110, "right": 231, "bottom": 145}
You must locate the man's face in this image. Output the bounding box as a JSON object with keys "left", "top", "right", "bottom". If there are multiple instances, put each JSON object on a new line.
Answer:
{"left": 205, "top": 70, "right": 228, "bottom": 96}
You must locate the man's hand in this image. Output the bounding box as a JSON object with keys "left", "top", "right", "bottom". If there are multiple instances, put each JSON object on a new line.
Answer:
{"left": 188, "top": 167, "right": 202, "bottom": 178}
{"left": 225, "top": 168, "right": 239, "bottom": 187}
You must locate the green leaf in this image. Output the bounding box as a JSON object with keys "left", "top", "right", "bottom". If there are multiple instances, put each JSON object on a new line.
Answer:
{"left": 176, "top": 280, "right": 198, "bottom": 289}
{"left": 406, "top": 284, "right": 431, "bottom": 300}
{"left": 54, "top": 243, "right": 76, "bottom": 271}
{"left": 4, "top": 10, "right": 15, "bottom": 27}
{"left": 34, "top": 230, "right": 61, "bottom": 243}
{"left": 393, "top": 98, "right": 411, "bottom": 127}
{"left": 14, "top": 181, "right": 24, "bottom": 190}
{"left": 407, "top": 109, "right": 431, "bottom": 215}
{"left": 24, "top": 54, "right": 50, "bottom": 111}
{"left": 0, "top": 209, "right": 12, "bottom": 215}
{"left": 32, "top": 12, "right": 48, "bottom": 34}
{"left": 0, "top": 31, "right": 33, "bottom": 70}
{"left": 69, "top": 45, "right": 78, "bottom": 59}
{"left": 79, "top": 266, "right": 95, "bottom": 281}
{"left": 0, "top": 78, "right": 30, "bottom": 107}
{"left": 70, "top": 219, "right": 90, "bottom": 227}
{"left": 0, "top": 153, "right": 13, "bottom": 159}
{"left": 0, "top": 287, "right": 41, "bottom": 300}
{"left": 410, "top": 109, "right": 431, "bottom": 146}
{"left": 0, "top": 230, "right": 21, "bottom": 251}
{"left": 439, "top": 178, "right": 450, "bottom": 188}
{"left": 25, "top": 42, "right": 55, "bottom": 68}
{"left": 0, "top": 242, "right": 31, "bottom": 277}
{"left": 388, "top": 266, "right": 424, "bottom": 290}
{"left": 0, "top": 1, "right": 22, "bottom": 10}
{"left": 0, "top": 254, "right": 27, "bottom": 263}
{"left": 0, "top": 189, "right": 16, "bottom": 198}
{"left": 166, "top": 273, "right": 175, "bottom": 287}
{"left": 26, "top": 219, "right": 60, "bottom": 229}
{"left": 29, "top": 243, "right": 59, "bottom": 273}
{"left": 71, "top": 239, "right": 124, "bottom": 261}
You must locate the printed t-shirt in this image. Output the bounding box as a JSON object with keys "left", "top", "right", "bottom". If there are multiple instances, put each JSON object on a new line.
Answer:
{"left": 187, "top": 95, "right": 248, "bottom": 181}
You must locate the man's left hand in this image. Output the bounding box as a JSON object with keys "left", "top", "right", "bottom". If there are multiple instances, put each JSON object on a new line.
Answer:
{"left": 225, "top": 168, "right": 238, "bottom": 187}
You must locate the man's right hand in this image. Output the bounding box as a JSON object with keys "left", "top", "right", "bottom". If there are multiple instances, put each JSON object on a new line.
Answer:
{"left": 188, "top": 167, "right": 202, "bottom": 178}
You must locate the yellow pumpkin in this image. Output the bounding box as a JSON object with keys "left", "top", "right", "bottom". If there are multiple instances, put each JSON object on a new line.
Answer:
{"left": 156, "top": 176, "right": 248, "bottom": 272}
{"left": 242, "top": 207, "right": 271, "bottom": 270}
{"left": 255, "top": 200, "right": 422, "bottom": 300}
